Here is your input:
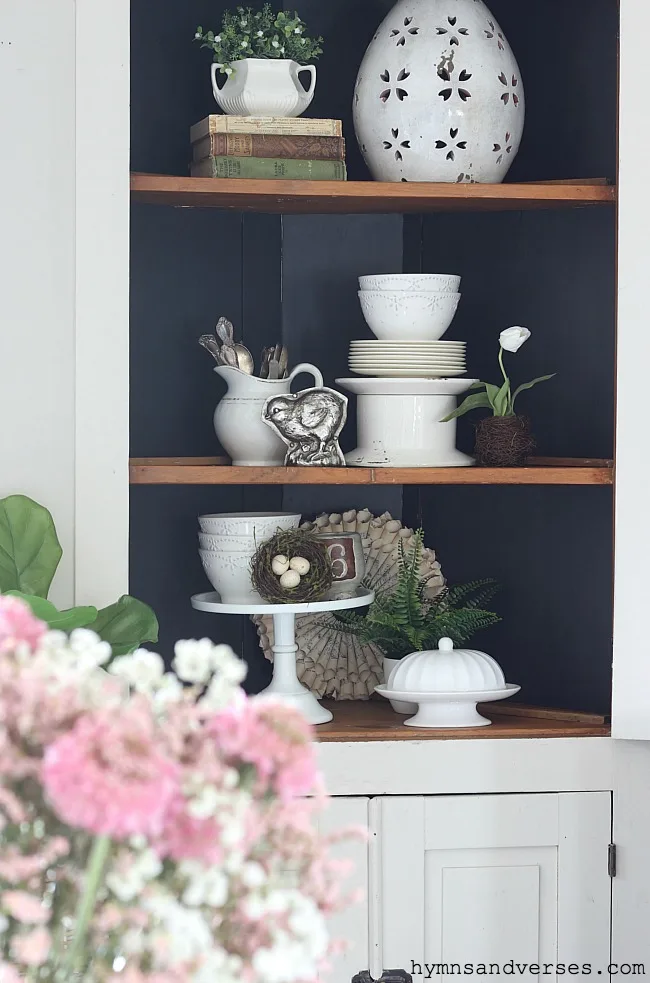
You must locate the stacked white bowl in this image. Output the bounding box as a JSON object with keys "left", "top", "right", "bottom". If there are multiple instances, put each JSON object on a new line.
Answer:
{"left": 353, "top": 273, "right": 465, "bottom": 378}
{"left": 198, "top": 511, "right": 301, "bottom": 603}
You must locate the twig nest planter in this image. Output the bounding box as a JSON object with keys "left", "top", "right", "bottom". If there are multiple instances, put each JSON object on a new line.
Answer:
{"left": 474, "top": 415, "right": 535, "bottom": 467}
{"left": 251, "top": 530, "right": 333, "bottom": 604}
{"left": 375, "top": 637, "right": 520, "bottom": 728}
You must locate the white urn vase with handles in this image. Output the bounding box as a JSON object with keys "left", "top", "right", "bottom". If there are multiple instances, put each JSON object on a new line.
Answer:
{"left": 212, "top": 59, "right": 317, "bottom": 117}
{"left": 214, "top": 363, "right": 323, "bottom": 467}
{"left": 353, "top": 0, "right": 524, "bottom": 183}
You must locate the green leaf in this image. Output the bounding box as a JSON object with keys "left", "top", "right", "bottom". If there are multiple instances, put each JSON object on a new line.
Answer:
{"left": 6, "top": 592, "right": 97, "bottom": 632}
{"left": 511, "top": 374, "right": 556, "bottom": 412}
{"left": 0, "top": 495, "right": 62, "bottom": 597}
{"left": 89, "top": 595, "right": 159, "bottom": 659}
{"left": 493, "top": 378, "right": 511, "bottom": 417}
{"left": 440, "top": 390, "right": 492, "bottom": 422}
{"left": 484, "top": 383, "right": 501, "bottom": 410}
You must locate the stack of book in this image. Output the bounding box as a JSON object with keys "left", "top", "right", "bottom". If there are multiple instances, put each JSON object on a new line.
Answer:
{"left": 190, "top": 116, "right": 347, "bottom": 181}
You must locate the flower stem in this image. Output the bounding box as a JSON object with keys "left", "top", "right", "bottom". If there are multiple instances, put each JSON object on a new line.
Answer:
{"left": 498, "top": 346, "right": 512, "bottom": 415}
{"left": 61, "top": 835, "right": 111, "bottom": 978}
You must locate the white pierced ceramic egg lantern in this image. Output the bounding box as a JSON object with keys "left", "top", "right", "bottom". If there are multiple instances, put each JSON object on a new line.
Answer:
{"left": 377, "top": 637, "right": 519, "bottom": 728}
{"left": 353, "top": 0, "right": 524, "bottom": 183}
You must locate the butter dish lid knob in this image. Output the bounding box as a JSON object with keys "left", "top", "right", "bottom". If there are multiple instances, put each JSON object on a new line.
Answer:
{"left": 438, "top": 637, "right": 454, "bottom": 652}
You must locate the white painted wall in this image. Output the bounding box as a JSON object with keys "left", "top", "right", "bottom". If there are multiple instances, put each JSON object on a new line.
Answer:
{"left": 0, "top": 0, "right": 76, "bottom": 607}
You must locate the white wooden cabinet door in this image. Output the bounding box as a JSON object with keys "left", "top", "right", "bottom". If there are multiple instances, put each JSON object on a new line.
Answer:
{"left": 379, "top": 793, "right": 611, "bottom": 982}
{"left": 316, "top": 796, "right": 370, "bottom": 983}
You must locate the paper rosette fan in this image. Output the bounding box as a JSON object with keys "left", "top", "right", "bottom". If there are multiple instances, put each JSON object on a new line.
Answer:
{"left": 253, "top": 509, "right": 445, "bottom": 700}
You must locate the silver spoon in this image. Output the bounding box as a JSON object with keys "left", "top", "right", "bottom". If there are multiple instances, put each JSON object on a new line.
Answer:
{"left": 278, "top": 345, "right": 289, "bottom": 379}
{"left": 268, "top": 357, "right": 280, "bottom": 380}
{"left": 219, "top": 344, "right": 239, "bottom": 368}
{"left": 198, "top": 334, "right": 223, "bottom": 363}
{"left": 234, "top": 343, "right": 254, "bottom": 374}
{"left": 216, "top": 317, "right": 234, "bottom": 347}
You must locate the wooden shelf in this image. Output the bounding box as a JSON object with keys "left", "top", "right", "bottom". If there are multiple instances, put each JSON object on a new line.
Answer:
{"left": 129, "top": 457, "right": 613, "bottom": 486}
{"left": 131, "top": 173, "right": 616, "bottom": 214}
{"left": 316, "top": 700, "right": 610, "bottom": 742}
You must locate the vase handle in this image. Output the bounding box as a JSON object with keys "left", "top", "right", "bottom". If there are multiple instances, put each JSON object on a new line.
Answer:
{"left": 211, "top": 62, "right": 227, "bottom": 100}
{"left": 289, "top": 362, "right": 324, "bottom": 389}
{"left": 295, "top": 64, "right": 317, "bottom": 97}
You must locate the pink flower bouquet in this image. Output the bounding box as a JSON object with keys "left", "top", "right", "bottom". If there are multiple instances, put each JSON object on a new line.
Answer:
{"left": 0, "top": 597, "right": 362, "bottom": 982}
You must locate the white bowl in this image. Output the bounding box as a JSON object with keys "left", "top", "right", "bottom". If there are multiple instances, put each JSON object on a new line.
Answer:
{"left": 198, "top": 549, "right": 261, "bottom": 603}
{"left": 198, "top": 532, "right": 261, "bottom": 552}
{"left": 198, "top": 512, "right": 301, "bottom": 538}
{"left": 358, "top": 290, "right": 461, "bottom": 341}
{"left": 359, "top": 273, "right": 461, "bottom": 293}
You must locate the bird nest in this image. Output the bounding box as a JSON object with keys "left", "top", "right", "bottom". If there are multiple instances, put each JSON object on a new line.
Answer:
{"left": 251, "top": 529, "right": 333, "bottom": 604}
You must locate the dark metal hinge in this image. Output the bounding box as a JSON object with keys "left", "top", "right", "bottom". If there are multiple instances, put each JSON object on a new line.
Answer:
{"left": 608, "top": 843, "right": 617, "bottom": 877}
{"left": 353, "top": 973, "right": 413, "bottom": 983}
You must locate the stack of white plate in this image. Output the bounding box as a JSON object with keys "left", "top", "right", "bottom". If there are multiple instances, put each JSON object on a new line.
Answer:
{"left": 349, "top": 340, "right": 466, "bottom": 378}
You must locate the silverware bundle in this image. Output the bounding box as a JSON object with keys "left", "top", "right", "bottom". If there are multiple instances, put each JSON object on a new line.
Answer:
{"left": 199, "top": 317, "right": 288, "bottom": 379}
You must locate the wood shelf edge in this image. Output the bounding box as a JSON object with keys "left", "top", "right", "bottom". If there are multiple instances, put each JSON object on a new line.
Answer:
{"left": 316, "top": 700, "right": 611, "bottom": 742}
{"left": 129, "top": 458, "right": 614, "bottom": 486}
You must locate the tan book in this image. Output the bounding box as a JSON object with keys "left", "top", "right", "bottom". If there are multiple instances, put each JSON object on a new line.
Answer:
{"left": 192, "top": 132, "right": 345, "bottom": 163}
{"left": 190, "top": 115, "right": 343, "bottom": 142}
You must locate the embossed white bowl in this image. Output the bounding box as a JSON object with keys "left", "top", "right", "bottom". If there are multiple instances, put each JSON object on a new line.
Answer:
{"left": 358, "top": 290, "right": 461, "bottom": 341}
{"left": 198, "top": 532, "right": 260, "bottom": 552}
{"left": 198, "top": 549, "right": 261, "bottom": 603}
{"left": 198, "top": 512, "right": 301, "bottom": 538}
{"left": 359, "top": 274, "right": 461, "bottom": 293}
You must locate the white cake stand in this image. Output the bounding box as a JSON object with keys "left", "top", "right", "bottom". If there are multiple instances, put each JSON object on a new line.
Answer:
{"left": 191, "top": 587, "right": 375, "bottom": 725}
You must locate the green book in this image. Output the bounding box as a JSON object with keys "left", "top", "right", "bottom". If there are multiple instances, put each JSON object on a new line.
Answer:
{"left": 190, "top": 155, "right": 347, "bottom": 181}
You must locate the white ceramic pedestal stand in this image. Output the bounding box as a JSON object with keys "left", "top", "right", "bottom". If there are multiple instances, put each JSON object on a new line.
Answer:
{"left": 191, "top": 588, "right": 375, "bottom": 725}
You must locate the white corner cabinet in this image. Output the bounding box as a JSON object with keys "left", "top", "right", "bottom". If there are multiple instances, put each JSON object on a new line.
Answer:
{"left": 2, "top": 0, "right": 650, "bottom": 980}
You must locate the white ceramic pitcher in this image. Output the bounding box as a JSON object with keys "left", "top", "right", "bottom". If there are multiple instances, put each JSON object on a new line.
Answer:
{"left": 211, "top": 59, "right": 317, "bottom": 117}
{"left": 214, "top": 363, "right": 323, "bottom": 466}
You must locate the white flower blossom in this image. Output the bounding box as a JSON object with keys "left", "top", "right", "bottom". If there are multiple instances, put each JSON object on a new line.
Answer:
{"left": 272, "top": 39, "right": 280, "bottom": 48}
{"left": 106, "top": 849, "right": 163, "bottom": 902}
{"left": 214, "top": 34, "right": 222, "bottom": 42}
{"left": 173, "top": 638, "right": 214, "bottom": 684}
{"left": 499, "top": 326, "right": 531, "bottom": 353}
{"left": 187, "top": 785, "right": 220, "bottom": 820}
{"left": 240, "top": 861, "right": 266, "bottom": 889}
{"left": 181, "top": 863, "right": 229, "bottom": 907}
{"left": 257, "top": 29, "right": 264, "bottom": 36}
{"left": 69, "top": 628, "right": 112, "bottom": 668}
{"left": 225, "top": 67, "right": 234, "bottom": 76}
{"left": 110, "top": 648, "right": 164, "bottom": 691}
{"left": 145, "top": 895, "right": 213, "bottom": 964}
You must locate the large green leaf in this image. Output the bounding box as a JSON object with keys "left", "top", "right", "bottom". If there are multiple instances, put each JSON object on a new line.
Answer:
{"left": 89, "top": 595, "right": 159, "bottom": 658}
{"left": 6, "top": 592, "right": 97, "bottom": 632}
{"left": 441, "top": 390, "right": 492, "bottom": 422}
{"left": 511, "top": 374, "right": 556, "bottom": 412}
{"left": 492, "top": 379, "right": 511, "bottom": 417}
{"left": 0, "top": 495, "right": 62, "bottom": 597}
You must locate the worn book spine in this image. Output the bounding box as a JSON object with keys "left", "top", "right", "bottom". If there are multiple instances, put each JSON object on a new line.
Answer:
{"left": 190, "top": 156, "right": 347, "bottom": 181}
{"left": 192, "top": 132, "right": 346, "bottom": 163}
{"left": 189, "top": 115, "right": 343, "bottom": 142}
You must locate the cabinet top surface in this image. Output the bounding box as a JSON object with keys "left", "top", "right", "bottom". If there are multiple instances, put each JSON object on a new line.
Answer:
{"left": 316, "top": 700, "right": 610, "bottom": 742}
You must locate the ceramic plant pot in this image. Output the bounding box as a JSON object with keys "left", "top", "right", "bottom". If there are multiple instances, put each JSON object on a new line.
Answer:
{"left": 353, "top": 0, "right": 524, "bottom": 183}
{"left": 211, "top": 58, "right": 317, "bottom": 117}
{"left": 383, "top": 656, "right": 417, "bottom": 714}
{"left": 474, "top": 414, "right": 535, "bottom": 467}
{"left": 213, "top": 363, "right": 323, "bottom": 466}
{"left": 316, "top": 533, "right": 366, "bottom": 600}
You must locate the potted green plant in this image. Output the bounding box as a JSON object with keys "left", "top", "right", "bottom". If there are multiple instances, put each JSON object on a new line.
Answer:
{"left": 0, "top": 494, "right": 158, "bottom": 657}
{"left": 328, "top": 531, "right": 500, "bottom": 712}
{"left": 443, "top": 327, "right": 555, "bottom": 467}
{"left": 195, "top": 5, "right": 323, "bottom": 117}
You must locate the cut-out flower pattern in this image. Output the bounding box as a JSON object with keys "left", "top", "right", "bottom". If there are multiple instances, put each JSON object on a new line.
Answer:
{"left": 437, "top": 66, "right": 472, "bottom": 102}
{"left": 498, "top": 72, "right": 520, "bottom": 106}
{"left": 435, "top": 126, "right": 468, "bottom": 162}
{"left": 383, "top": 127, "right": 411, "bottom": 162}
{"left": 484, "top": 20, "right": 505, "bottom": 50}
{"left": 390, "top": 15, "right": 419, "bottom": 46}
{"left": 436, "top": 15, "right": 469, "bottom": 46}
{"left": 379, "top": 68, "right": 410, "bottom": 102}
{"left": 492, "top": 132, "right": 513, "bottom": 165}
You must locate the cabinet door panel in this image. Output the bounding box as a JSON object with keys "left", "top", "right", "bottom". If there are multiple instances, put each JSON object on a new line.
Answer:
{"left": 316, "top": 796, "right": 369, "bottom": 983}
{"left": 380, "top": 793, "right": 611, "bottom": 982}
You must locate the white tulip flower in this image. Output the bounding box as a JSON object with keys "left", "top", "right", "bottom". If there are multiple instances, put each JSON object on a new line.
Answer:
{"left": 499, "top": 326, "right": 531, "bottom": 353}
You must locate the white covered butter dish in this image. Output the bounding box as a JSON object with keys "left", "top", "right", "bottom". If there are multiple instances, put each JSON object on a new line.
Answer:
{"left": 375, "top": 637, "right": 520, "bottom": 729}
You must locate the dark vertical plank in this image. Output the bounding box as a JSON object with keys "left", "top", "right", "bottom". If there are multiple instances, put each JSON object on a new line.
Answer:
{"left": 280, "top": 213, "right": 405, "bottom": 519}
{"left": 416, "top": 485, "right": 613, "bottom": 714}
